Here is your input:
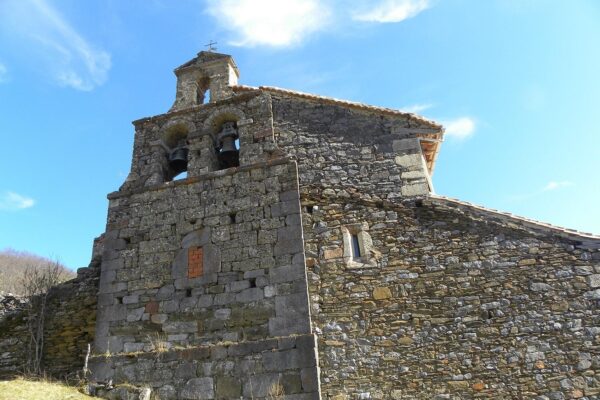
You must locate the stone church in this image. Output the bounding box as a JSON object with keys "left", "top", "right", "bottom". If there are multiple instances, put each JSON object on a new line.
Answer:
{"left": 1, "top": 51, "right": 599, "bottom": 400}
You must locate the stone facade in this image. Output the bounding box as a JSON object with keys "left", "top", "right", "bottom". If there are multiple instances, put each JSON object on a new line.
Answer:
{"left": 89, "top": 52, "right": 320, "bottom": 399}
{"left": 303, "top": 196, "right": 600, "bottom": 399}
{"left": 1, "top": 51, "right": 599, "bottom": 399}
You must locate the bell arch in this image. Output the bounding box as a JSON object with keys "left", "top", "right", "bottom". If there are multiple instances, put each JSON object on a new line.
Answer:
{"left": 203, "top": 107, "right": 246, "bottom": 170}
{"left": 161, "top": 119, "right": 196, "bottom": 181}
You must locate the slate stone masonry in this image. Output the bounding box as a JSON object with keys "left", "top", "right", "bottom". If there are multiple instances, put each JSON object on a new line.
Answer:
{"left": 91, "top": 51, "right": 320, "bottom": 399}
{"left": 2, "top": 50, "right": 598, "bottom": 400}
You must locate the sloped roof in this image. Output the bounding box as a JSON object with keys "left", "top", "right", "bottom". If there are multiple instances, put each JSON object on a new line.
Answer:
{"left": 175, "top": 51, "right": 239, "bottom": 75}
{"left": 426, "top": 195, "right": 600, "bottom": 243}
{"left": 232, "top": 85, "right": 444, "bottom": 174}
{"left": 233, "top": 85, "right": 442, "bottom": 129}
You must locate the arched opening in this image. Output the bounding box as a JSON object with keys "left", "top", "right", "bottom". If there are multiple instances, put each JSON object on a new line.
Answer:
{"left": 172, "top": 171, "right": 188, "bottom": 181}
{"left": 215, "top": 121, "right": 240, "bottom": 169}
{"left": 196, "top": 77, "right": 210, "bottom": 105}
{"left": 163, "top": 123, "right": 190, "bottom": 181}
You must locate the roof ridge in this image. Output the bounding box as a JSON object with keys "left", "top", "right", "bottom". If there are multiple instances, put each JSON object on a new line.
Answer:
{"left": 231, "top": 85, "right": 443, "bottom": 130}
{"left": 427, "top": 194, "right": 600, "bottom": 241}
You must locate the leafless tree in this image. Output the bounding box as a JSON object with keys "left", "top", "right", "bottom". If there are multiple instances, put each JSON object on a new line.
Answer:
{"left": 20, "top": 260, "right": 69, "bottom": 375}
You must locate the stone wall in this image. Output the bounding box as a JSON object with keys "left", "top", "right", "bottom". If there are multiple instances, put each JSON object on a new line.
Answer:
{"left": 271, "top": 93, "right": 438, "bottom": 200}
{"left": 0, "top": 250, "right": 100, "bottom": 379}
{"left": 90, "top": 333, "right": 320, "bottom": 400}
{"left": 43, "top": 258, "right": 100, "bottom": 377}
{"left": 0, "top": 293, "right": 28, "bottom": 378}
{"left": 96, "top": 159, "right": 311, "bottom": 352}
{"left": 302, "top": 194, "right": 600, "bottom": 399}
{"left": 92, "top": 154, "right": 320, "bottom": 397}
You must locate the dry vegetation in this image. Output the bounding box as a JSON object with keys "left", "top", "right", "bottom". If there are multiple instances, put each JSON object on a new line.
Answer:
{"left": 0, "top": 248, "right": 75, "bottom": 295}
{"left": 0, "top": 378, "right": 94, "bottom": 400}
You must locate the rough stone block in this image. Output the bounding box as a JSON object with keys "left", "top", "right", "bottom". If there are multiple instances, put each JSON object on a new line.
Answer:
{"left": 175, "top": 362, "right": 197, "bottom": 380}
{"left": 163, "top": 321, "right": 198, "bottom": 334}
{"left": 197, "top": 295, "right": 214, "bottom": 308}
{"left": 180, "top": 377, "right": 214, "bottom": 400}
{"left": 122, "top": 294, "right": 139, "bottom": 304}
{"left": 216, "top": 376, "right": 241, "bottom": 398}
{"left": 400, "top": 183, "right": 428, "bottom": 197}
{"left": 157, "top": 385, "right": 177, "bottom": 400}
{"left": 123, "top": 342, "right": 144, "bottom": 353}
{"left": 373, "top": 287, "right": 392, "bottom": 300}
{"left": 269, "top": 315, "right": 311, "bottom": 337}
{"left": 300, "top": 367, "right": 319, "bottom": 392}
{"left": 236, "top": 287, "right": 264, "bottom": 303}
{"left": 274, "top": 238, "right": 304, "bottom": 257}
{"left": 275, "top": 292, "right": 308, "bottom": 316}
{"left": 150, "top": 314, "right": 167, "bottom": 324}
{"left": 395, "top": 153, "right": 423, "bottom": 168}
{"left": 229, "top": 280, "right": 251, "bottom": 292}
{"left": 392, "top": 138, "right": 420, "bottom": 152}
{"left": 263, "top": 348, "right": 316, "bottom": 372}
{"left": 587, "top": 274, "right": 600, "bottom": 288}
{"left": 127, "top": 307, "right": 145, "bottom": 322}
{"left": 270, "top": 264, "right": 304, "bottom": 284}
{"left": 243, "top": 373, "right": 280, "bottom": 398}
{"left": 281, "top": 372, "right": 303, "bottom": 394}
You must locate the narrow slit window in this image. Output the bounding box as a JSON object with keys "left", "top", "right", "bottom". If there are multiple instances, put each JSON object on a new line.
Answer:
{"left": 351, "top": 234, "right": 361, "bottom": 258}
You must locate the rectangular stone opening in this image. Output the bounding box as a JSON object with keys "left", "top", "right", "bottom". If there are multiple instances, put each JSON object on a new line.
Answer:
{"left": 188, "top": 246, "right": 204, "bottom": 278}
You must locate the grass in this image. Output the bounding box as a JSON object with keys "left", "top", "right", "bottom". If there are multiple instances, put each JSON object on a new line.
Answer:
{"left": 0, "top": 377, "right": 94, "bottom": 400}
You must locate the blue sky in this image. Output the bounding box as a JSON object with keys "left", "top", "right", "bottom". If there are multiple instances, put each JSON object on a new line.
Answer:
{"left": 0, "top": 0, "right": 599, "bottom": 269}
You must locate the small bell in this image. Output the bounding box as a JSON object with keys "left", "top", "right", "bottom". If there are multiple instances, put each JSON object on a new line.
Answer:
{"left": 216, "top": 121, "right": 240, "bottom": 168}
{"left": 168, "top": 145, "right": 189, "bottom": 174}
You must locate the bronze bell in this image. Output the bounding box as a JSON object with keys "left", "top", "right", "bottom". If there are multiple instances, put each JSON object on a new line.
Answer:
{"left": 220, "top": 135, "right": 237, "bottom": 153}
{"left": 168, "top": 145, "right": 189, "bottom": 174}
{"left": 217, "top": 122, "right": 239, "bottom": 150}
{"left": 216, "top": 121, "right": 240, "bottom": 168}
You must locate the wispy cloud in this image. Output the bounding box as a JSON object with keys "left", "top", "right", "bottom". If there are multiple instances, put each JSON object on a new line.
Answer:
{"left": 442, "top": 117, "right": 476, "bottom": 140}
{"left": 0, "top": 191, "right": 35, "bottom": 211}
{"left": 0, "top": 62, "right": 7, "bottom": 83}
{"left": 0, "top": 0, "right": 111, "bottom": 90}
{"left": 400, "top": 103, "right": 433, "bottom": 114}
{"left": 507, "top": 180, "right": 575, "bottom": 202}
{"left": 205, "top": 0, "right": 432, "bottom": 47}
{"left": 206, "top": 0, "right": 331, "bottom": 47}
{"left": 352, "top": 0, "right": 430, "bottom": 23}
{"left": 543, "top": 181, "right": 573, "bottom": 191}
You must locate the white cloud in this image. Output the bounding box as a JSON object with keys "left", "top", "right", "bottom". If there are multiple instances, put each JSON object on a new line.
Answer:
{"left": 0, "top": 62, "right": 7, "bottom": 83}
{"left": 0, "top": 0, "right": 111, "bottom": 91}
{"left": 352, "top": 0, "right": 430, "bottom": 23}
{"left": 400, "top": 103, "right": 433, "bottom": 114}
{"left": 442, "top": 117, "right": 476, "bottom": 140}
{"left": 543, "top": 181, "right": 573, "bottom": 191}
{"left": 0, "top": 191, "right": 35, "bottom": 211}
{"left": 206, "top": 0, "right": 331, "bottom": 47}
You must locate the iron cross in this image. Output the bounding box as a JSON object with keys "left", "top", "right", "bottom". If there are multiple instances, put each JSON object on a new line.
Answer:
{"left": 205, "top": 40, "right": 217, "bottom": 52}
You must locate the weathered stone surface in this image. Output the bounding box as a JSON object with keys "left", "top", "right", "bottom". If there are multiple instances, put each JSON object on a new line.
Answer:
{"left": 303, "top": 195, "right": 600, "bottom": 399}
{"left": 181, "top": 377, "right": 214, "bottom": 400}
{"left": 4, "top": 51, "right": 599, "bottom": 400}
{"left": 215, "top": 376, "right": 241, "bottom": 398}
{"left": 372, "top": 287, "right": 392, "bottom": 300}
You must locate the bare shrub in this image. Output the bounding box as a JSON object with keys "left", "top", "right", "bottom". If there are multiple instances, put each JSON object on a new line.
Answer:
{"left": 20, "top": 260, "right": 71, "bottom": 375}
{"left": 266, "top": 382, "right": 285, "bottom": 400}
{"left": 0, "top": 248, "right": 74, "bottom": 295}
{"left": 146, "top": 332, "right": 169, "bottom": 354}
